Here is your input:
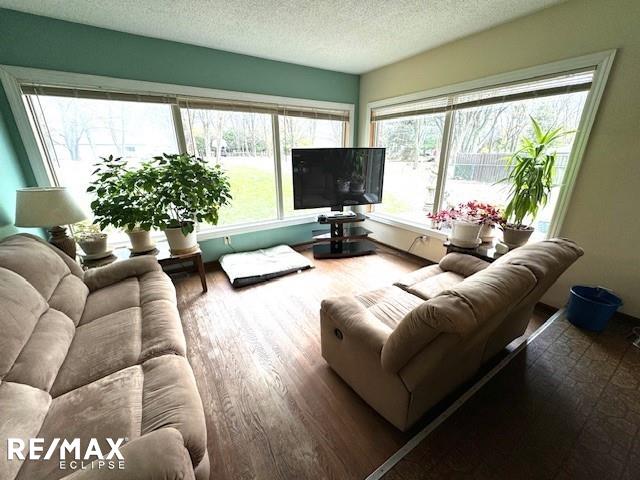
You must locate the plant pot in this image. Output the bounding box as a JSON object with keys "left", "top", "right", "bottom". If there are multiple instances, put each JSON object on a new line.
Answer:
{"left": 502, "top": 225, "right": 534, "bottom": 248}
{"left": 127, "top": 229, "right": 155, "bottom": 253}
{"left": 77, "top": 234, "right": 108, "bottom": 255}
{"left": 449, "top": 221, "right": 482, "bottom": 248}
{"left": 479, "top": 223, "right": 497, "bottom": 243}
{"left": 164, "top": 227, "right": 198, "bottom": 254}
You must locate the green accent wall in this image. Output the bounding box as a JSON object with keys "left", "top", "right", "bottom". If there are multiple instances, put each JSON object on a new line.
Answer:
{"left": 0, "top": 8, "right": 359, "bottom": 255}
{"left": 0, "top": 89, "right": 27, "bottom": 239}
{"left": 199, "top": 223, "right": 314, "bottom": 263}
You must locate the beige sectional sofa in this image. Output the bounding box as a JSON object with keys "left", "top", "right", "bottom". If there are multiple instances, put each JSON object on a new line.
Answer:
{"left": 0, "top": 234, "right": 208, "bottom": 480}
{"left": 321, "top": 238, "right": 583, "bottom": 431}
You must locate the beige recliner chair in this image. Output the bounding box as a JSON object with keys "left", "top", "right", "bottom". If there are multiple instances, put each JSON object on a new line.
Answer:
{"left": 320, "top": 238, "right": 583, "bottom": 431}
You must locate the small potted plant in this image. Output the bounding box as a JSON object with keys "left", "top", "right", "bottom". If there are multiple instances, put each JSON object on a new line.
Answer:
{"left": 468, "top": 201, "right": 502, "bottom": 242}
{"left": 87, "top": 155, "right": 156, "bottom": 253}
{"left": 428, "top": 201, "right": 502, "bottom": 247}
{"left": 74, "top": 221, "right": 108, "bottom": 256}
{"left": 498, "top": 117, "right": 569, "bottom": 247}
{"left": 428, "top": 203, "right": 482, "bottom": 247}
{"left": 145, "top": 153, "right": 232, "bottom": 253}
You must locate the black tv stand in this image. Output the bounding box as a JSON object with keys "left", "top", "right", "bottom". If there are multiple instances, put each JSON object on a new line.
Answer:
{"left": 313, "top": 211, "right": 375, "bottom": 259}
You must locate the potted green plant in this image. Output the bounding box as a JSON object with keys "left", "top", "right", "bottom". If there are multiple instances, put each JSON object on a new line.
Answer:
{"left": 498, "top": 117, "right": 569, "bottom": 248}
{"left": 87, "top": 155, "right": 156, "bottom": 253}
{"left": 145, "top": 153, "right": 232, "bottom": 253}
{"left": 74, "top": 221, "right": 108, "bottom": 256}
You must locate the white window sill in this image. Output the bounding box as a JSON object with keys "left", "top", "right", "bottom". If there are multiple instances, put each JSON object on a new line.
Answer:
{"left": 367, "top": 213, "right": 448, "bottom": 241}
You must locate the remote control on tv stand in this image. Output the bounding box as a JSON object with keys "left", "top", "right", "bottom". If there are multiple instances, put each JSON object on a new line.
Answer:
{"left": 318, "top": 212, "right": 357, "bottom": 221}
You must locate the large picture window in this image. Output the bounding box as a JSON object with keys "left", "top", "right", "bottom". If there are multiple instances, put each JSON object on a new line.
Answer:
{"left": 181, "top": 107, "right": 278, "bottom": 225}
{"left": 21, "top": 84, "right": 350, "bottom": 235}
{"left": 371, "top": 69, "right": 594, "bottom": 238}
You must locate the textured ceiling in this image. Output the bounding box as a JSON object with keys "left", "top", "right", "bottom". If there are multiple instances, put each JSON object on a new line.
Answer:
{"left": 0, "top": 0, "right": 564, "bottom": 73}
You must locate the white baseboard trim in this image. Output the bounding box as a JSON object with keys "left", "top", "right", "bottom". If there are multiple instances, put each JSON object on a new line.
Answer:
{"left": 365, "top": 308, "right": 566, "bottom": 480}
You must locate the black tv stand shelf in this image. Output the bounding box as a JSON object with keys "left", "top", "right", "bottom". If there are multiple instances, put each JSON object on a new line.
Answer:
{"left": 313, "top": 213, "right": 376, "bottom": 259}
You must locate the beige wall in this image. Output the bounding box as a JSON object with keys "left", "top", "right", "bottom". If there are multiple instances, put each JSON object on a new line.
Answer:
{"left": 359, "top": 0, "right": 640, "bottom": 317}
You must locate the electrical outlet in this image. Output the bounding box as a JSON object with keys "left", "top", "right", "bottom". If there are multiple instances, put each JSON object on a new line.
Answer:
{"left": 223, "top": 236, "right": 231, "bottom": 246}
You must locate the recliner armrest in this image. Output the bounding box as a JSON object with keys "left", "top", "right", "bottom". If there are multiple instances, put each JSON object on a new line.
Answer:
{"left": 60, "top": 428, "right": 195, "bottom": 480}
{"left": 321, "top": 296, "right": 391, "bottom": 355}
{"left": 83, "top": 256, "right": 162, "bottom": 291}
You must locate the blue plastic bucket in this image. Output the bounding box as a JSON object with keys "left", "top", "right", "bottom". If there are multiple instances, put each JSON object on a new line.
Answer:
{"left": 566, "top": 286, "right": 623, "bottom": 332}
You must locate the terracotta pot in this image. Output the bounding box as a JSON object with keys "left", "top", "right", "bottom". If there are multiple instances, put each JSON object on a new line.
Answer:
{"left": 126, "top": 229, "right": 155, "bottom": 253}
{"left": 502, "top": 225, "right": 534, "bottom": 248}
{"left": 164, "top": 226, "right": 198, "bottom": 254}
{"left": 78, "top": 234, "right": 107, "bottom": 255}
{"left": 450, "top": 221, "right": 482, "bottom": 248}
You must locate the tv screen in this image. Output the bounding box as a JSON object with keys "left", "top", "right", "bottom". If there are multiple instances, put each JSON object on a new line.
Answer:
{"left": 292, "top": 148, "right": 385, "bottom": 210}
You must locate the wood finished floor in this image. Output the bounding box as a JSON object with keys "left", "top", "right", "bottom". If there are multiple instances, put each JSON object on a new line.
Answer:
{"left": 174, "top": 245, "right": 547, "bottom": 480}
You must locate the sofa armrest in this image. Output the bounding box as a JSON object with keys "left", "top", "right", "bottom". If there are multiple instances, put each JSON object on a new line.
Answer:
{"left": 60, "top": 428, "right": 195, "bottom": 480}
{"left": 83, "top": 256, "right": 162, "bottom": 291}
{"left": 320, "top": 296, "right": 391, "bottom": 355}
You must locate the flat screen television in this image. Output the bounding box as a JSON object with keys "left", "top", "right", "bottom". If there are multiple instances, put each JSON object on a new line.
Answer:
{"left": 292, "top": 148, "right": 385, "bottom": 210}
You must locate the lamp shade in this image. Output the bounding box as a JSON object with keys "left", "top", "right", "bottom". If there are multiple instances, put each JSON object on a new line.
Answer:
{"left": 15, "top": 187, "right": 87, "bottom": 228}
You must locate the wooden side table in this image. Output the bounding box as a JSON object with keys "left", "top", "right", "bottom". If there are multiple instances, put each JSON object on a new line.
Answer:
{"left": 82, "top": 241, "right": 208, "bottom": 292}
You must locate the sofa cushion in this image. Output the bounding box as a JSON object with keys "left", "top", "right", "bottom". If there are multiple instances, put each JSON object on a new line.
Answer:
{"left": 421, "top": 264, "right": 536, "bottom": 334}
{"left": 4, "top": 309, "right": 75, "bottom": 392}
{"left": 0, "top": 267, "right": 48, "bottom": 380}
{"left": 0, "top": 382, "right": 51, "bottom": 480}
{"left": 51, "top": 272, "right": 186, "bottom": 396}
{"left": 406, "top": 271, "right": 465, "bottom": 300}
{"left": 80, "top": 277, "right": 140, "bottom": 326}
{"left": 47, "top": 274, "right": 88, "bottom": 326}
{"left": 393, "top": 253, "right": 487, "bottom": 301}
{"left": 50, "top": 308, "right": 142, "bottom": 396}
{"left": 141, "top": 355, "right": 207, "bottom": 467}
{"left": 0, "top": 235, "right": 87, "bottom": 310}
{"left": 59, "top": 429, "right": 197, "bottom": 480}
{"left": 381, "top": 263, "right": 537, "bottom": 372}
{"left": 490, "top": 237, "right": 584, "bottom": 281}
{"left": 16, "top": 367, "right": 144, "bottom": 480}
{"left": 394, "top": 264, "right": 443, "bottom": 291}
{"left": 16, "top": 356, "right": 206, "bottom": 480}
{"left": 357, "top": 286, "right": 424, "bottom": 328}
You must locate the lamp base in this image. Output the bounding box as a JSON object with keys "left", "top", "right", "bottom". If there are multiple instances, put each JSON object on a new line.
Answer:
{"left": 48, "top": 225, "right": 76, "bottom": 259}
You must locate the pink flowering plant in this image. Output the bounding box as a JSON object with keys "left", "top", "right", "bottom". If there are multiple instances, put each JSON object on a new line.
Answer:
{"left": 428, "top": 201, "right": 502, "bottom": 229}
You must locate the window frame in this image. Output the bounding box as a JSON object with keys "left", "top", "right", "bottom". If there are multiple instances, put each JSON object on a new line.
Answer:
{"left": 0, "top": 65, "right": 355, "bottom": 241}
{"left": 365, "top": 50, "right": 616, "bottom": 239}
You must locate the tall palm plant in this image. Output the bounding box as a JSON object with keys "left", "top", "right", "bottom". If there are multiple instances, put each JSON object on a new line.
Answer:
{"left": 501, "top": 117, "right": 570, "bottom": 229}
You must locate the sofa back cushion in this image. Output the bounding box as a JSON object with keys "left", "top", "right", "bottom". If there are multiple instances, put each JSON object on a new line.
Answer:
{"left": 381, "top": 263, "right": 536, "bottom": 372}
{"left": 0, "top": 266, "right": 76, "bottom": 392}
{"left": 0, "top": 235, "right": 88, "bottom": 325}
{"left": 0, "top": 381, "right": 52, "bottom": 480}
{"left": 0, "top": 268, "right": 49, "bottom": 380}
{"left": 489, "top": 237, "right": 584, "bottom": 307}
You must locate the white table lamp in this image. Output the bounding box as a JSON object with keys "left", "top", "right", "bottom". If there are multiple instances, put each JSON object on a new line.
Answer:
{"left": 15, "top": 187, "right": 87, "bottom": 258}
